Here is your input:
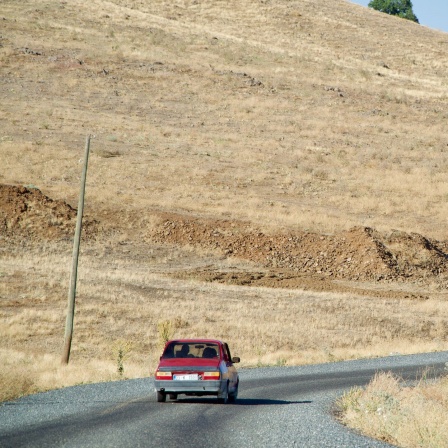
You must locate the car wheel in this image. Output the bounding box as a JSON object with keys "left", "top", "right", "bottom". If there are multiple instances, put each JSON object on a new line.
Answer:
{"left": 228, "top": 383, "right": 238, "bottom": 403}
{"left": 217, "top": 382, "right": 229, "bottom": 404}
{"left": 169, "top": 393, "right": 178, "bottom": 401}
{"left": 156, "top": 391, "right": 166, "bottom": 403}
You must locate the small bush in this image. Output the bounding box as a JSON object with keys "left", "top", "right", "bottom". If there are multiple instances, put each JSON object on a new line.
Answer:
{"left": 111, "top": 340, "right": 134, "bottom": 378}
{"left": 157, "top": 320, "right": 174, "bottom": 348}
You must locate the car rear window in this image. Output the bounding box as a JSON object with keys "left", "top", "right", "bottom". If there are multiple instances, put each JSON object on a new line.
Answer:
{"left": 162, "top": 342, "right": 219, "bottom": 359}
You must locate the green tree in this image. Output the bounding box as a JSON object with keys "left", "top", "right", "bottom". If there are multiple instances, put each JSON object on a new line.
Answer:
{"left": 368, "top": 0, "right": 419, "bottom": 23}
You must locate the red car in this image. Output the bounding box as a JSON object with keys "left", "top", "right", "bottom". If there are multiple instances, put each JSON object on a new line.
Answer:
{"left": 154, "top": 339, "right": 240, "bottom": 403}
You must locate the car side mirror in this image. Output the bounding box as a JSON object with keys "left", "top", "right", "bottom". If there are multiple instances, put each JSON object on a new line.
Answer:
{"left": 231, "top": 356, "right": 240, "bottom": 363}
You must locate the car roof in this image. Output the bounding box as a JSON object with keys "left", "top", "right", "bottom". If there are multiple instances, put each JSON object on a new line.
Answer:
{"left": 165, "top": 339, "right": 224, "bottom": 345}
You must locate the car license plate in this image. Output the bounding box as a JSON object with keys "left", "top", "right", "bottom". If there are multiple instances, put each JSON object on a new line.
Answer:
{"left": 173, "top": 374, "right": 199, "bottom": 381}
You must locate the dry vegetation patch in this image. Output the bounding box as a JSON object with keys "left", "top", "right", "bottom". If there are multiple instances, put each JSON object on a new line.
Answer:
{"left": 1, "top": 0, "right": 448, "bottom": 235}
{"left": 1, "top": 226, "right": 448, "bottom": 401}
{"left": 0, "top": 0, "right": 448, "bottom": 406}
{"left": 337, "top": 371, "right": 448, "bottom": 448}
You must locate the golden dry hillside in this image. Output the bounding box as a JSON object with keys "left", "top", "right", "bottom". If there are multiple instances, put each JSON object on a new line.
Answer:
{"left": 2, "top": 0, "right": 448, "bottom": 236}
{"left": 1, "top": 0, "right": 447, "bottom": 397}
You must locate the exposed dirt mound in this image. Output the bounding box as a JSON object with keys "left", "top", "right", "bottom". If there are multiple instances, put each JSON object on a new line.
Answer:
{"left": 151, "top": 214, "right": 448, "bottom": 284}
{"left": 2, "top": 184, "right": 447, "bottom": 289}
{"left": 0, "top": 184, "right": 97, "bottom": 240}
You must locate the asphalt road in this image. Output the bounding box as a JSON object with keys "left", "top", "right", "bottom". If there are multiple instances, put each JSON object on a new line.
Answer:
{"left": 1, "top": 351, "right": 447, "bottom": 448}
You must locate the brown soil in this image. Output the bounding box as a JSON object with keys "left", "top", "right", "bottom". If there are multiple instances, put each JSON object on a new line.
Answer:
{"left": 2, "top": 183, "right": 447, "bottom": 298}
{"left": 0, "top": 184, "right": 98, "bottom": 241}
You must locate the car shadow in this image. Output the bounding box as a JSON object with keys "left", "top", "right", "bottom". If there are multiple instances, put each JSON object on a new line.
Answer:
{"left": 171, "top": 397, "right": 312, "bottom": 405}
{"left": 231, "top": 398, "right": 312, "bottom": 405}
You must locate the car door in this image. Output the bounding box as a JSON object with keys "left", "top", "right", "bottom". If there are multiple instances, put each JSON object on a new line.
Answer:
{"left": 223, "top": 342, "right": 238, "bottom": 390}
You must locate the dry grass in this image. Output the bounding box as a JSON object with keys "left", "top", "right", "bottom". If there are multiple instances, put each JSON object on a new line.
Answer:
{"left": 1, "top": 241, "right": 448, "bottom": 400}
{"left": 0, "top": 349, "right": 124, "bottom": 403}
{"left": 336, "top": 371, "right": 448, "bottom": 447}
{"left": 1, "top": 0, "right": 448, "bottom": 419}
{"left": 1, "top": 0, "right": 448, "bottom": 237}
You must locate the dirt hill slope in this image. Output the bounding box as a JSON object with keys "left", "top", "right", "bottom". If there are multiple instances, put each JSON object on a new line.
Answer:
{"left": 2, "top": 184, "right": 446, "bottom": 293}
{"left": 1, "top": 2, "right": 448, "bottom": 395}
{"left": 1, "top": 0, "right": 447, "bottom": 297}
{"left": 1, "top": 0, "right": 447, "bottom": 239}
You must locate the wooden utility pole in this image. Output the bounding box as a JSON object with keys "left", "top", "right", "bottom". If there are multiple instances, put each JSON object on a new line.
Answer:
{"left": 62, "top": 135, "right": 91, "bottom": 365}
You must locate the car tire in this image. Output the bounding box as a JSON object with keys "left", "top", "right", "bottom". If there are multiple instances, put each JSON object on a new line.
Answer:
{"left": 169, "top": 393, "right": 178, "bottom": 401}
{"left": 217, "top": 382, "right": 229, "bottom": 404}
{"left": 156, "top": 391, "right": 166, "bottom": 403}
{"left": 228, "top": 382, "right": 238, "bottom": 403}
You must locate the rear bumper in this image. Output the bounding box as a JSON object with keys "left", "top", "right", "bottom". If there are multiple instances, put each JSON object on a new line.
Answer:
{"left": 154, "top": 379, "right": 223, "bottom": 395}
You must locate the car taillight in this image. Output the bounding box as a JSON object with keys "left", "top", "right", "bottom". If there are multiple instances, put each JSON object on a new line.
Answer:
{"left": 203, "top": 371, "right": 220, "bottom": 380}
{"left": 155, "top": 371, "right": 172, "bottom": 380}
